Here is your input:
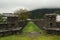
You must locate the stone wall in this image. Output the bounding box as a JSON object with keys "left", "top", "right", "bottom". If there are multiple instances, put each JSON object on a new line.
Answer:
{"left": 0, "top": 23, "right": 7, "bottom": 30}
{"left": 56, "top": 22, "right": 60, "bottom": 28}
{"left": 44, "top": 14, "right": 56, "bottom": 28}
{"left": 32, "top": 19, "right": 45, "bottom": 29}
{"left": 18, "top": 20, "right": 28, "bottom": 32}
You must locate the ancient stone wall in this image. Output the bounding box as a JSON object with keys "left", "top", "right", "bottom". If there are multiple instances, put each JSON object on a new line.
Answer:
{"left": 0, "top": 23, "right": 7, "bottom": 30}
{"left": 56, "top": 22, "right": 60, "bottom": 28}
{"left": 31, "top": 19, "right": 45, "bottom": 29}
{"left": 18, "top": 20, "right": 28, "bottom": 32}
{"left": 44, "top": 14, "right": 56, "bottom": 28}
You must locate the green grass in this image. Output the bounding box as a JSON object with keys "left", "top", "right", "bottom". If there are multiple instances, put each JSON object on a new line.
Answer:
{"left": 23, "top": 22, "right": 40, "bottom": 32}
{"left": 0, "top": 35, "right": 31, "bottom": 40}
{"left": 0, "top": 22, "right": 60, "bottom": 40}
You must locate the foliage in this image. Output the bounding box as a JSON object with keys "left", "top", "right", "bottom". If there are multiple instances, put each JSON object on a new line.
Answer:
{"left": 14, "top": 9, "right": 30, "bottom": 20}
{"left": 0, "top": 14, "right": 4, "bottom": 22}
{"left": 55, "top": 11, "right": 60, "bottom": 14}
{"left": 29, "top": 8, "right": 60, "bottom": 19}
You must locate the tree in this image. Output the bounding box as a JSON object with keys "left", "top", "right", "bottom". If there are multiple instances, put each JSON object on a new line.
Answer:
{"left": 14, "top": 9, "right": 30, "bottom": 21}
{"left": 0, "top": 14, "right": 4, "bottom": 22}
{"left": 55, "top": 11, "right": 60, "bottom": 14}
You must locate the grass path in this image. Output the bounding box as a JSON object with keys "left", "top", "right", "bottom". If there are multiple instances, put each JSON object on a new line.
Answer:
{"left": 23, "top": 22, "right": 40, "bottom": 32}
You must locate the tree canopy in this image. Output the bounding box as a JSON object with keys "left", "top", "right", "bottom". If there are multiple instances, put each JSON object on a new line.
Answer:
{"left": 14, "top": 9, "right": 30, "bottom": 21}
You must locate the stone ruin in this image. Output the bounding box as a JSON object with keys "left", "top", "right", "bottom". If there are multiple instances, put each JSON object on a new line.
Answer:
{"left": 32, "top": 13, "right": 60, "bottom": 34}
{"left": 0, "top": 13, "right": 60, "bottom": 36}
{"left": 0, "top": 13, "right": 28, "bottom": 36}
{"left": 40, "top": 14, "right": 60, "bottom": 34}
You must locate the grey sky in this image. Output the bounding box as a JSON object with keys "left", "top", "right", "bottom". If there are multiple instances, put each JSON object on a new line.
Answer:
{"left": 0, "top": 0, "right": 60, "bottom": 13}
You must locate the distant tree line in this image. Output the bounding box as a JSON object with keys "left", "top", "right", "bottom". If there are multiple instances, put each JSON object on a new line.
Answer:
{"left": 29, "top": 8, "right": 60, "bottom": 19}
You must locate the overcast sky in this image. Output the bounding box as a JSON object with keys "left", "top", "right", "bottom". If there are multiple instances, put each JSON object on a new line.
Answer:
{"left": 0, "top": 0, "right": 60, "bottom": 13}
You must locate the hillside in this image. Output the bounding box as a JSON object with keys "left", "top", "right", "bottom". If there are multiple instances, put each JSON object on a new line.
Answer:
{"left": 29, "top": 8, "right": 60, "bottom": 19}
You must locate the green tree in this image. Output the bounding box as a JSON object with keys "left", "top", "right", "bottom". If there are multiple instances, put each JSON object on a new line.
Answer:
{"left": 14, "top": 9, "right": 30, "bottom": 21}
{"left": 55, "top": 11, "right": 60, "bottom": 14}
{"left": 0, "top": 14, "right": 4, "bottom": 22}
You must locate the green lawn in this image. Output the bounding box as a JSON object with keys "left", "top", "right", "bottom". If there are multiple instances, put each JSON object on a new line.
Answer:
{"left": 0, "top": 22, "right": 60, "bottom": 40}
